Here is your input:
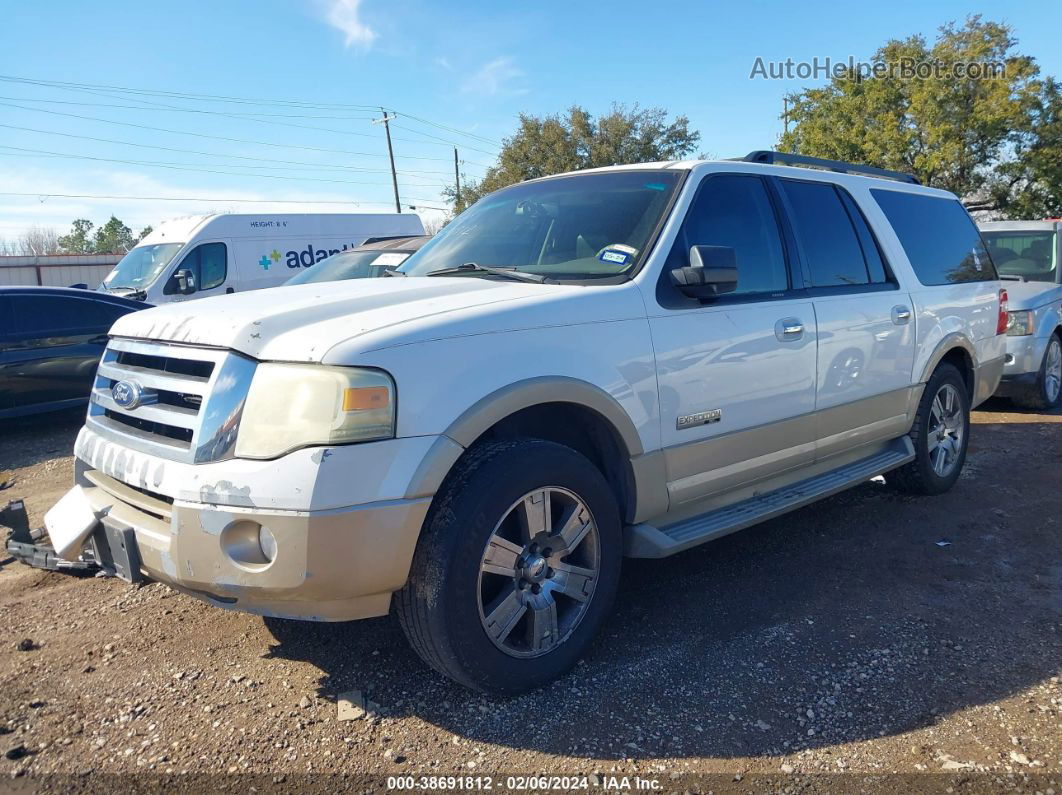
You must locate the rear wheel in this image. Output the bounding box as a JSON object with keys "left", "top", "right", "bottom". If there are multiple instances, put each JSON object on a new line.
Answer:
{"left": 1013, "top": 333, "right": 1062, "bottom": 411}
{"left": 396, "top": 439, "right": 621, "bottom": 695}
{"left": 889, "top": 363, "right": 970, "bottom": 495}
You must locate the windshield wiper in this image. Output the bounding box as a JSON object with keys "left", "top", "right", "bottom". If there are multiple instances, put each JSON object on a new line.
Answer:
{"left": 425, "top": 263, "right": 549, "bottom": 283}
{"left": 382, "top": 268, "right": 406, "bottom": 277}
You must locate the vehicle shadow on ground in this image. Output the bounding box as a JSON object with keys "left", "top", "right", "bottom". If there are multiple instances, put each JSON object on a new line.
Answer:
{"left": 263, "top": 419, "right": 1062, "bottom": 760}
{"left": 0, "top": 409, "right": 84, "bottom": 472}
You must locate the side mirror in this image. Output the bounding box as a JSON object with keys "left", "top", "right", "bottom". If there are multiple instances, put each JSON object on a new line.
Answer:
{"left": 174, "top": 268, "right": 197, "bottom": 295}
{"left": 670, "top": 245, "right": 738, "bottom": 299}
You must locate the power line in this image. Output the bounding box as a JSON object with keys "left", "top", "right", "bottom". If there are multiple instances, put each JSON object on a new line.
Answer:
{"left": 0, "top": 74, "right": 501, "bottom": 149}
{"left": 0, "top": 146, "right": 445, "bottom": 189}
{"left": 0, "top": 145, "right": 451, "bottom": 176}
{"left": 0, "top": 191, "right": 450, "bottom": 211}
{"left": 0, "top": 122, "right": 464, "bottom": 172}
{"left": 0, "top": 101, "right": 470, "bottom": 163}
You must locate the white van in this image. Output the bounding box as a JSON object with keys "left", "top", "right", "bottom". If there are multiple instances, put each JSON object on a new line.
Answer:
{"left": 97, "top": 213, "right": 425, "bottom": 303}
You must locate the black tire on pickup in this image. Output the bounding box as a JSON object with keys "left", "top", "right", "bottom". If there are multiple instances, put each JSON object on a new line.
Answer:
{"left": 395, "top": 439, "right": 622, "bottom": 695}
{"left": 1012, "top": 332, "right": 1062, "bottom": 411}
{"left": 888, "top": 363, "right": 970, "bottom": 496}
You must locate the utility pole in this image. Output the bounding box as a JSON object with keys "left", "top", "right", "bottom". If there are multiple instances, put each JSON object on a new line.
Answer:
{"left": 783, "top": 96, "right": 790, "bottom": 135}
{"left": 453, "top": 147, "right": 461, "bottom": 210}
{"left": 373, "top": 108, "right": 401, "bottom": 213}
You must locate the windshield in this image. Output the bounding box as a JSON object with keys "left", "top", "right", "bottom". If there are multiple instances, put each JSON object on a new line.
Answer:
{"left": 284, "top": 249, "right": 412, "bottom": 285}
{"left": 982, "top": 230, "right": 1057, "bottom": 282}
{"left": 103, "top": 243, "right": 185, "bottom": 289}
{"left": 400, "top": 170, "right": 683, "bottom": 280}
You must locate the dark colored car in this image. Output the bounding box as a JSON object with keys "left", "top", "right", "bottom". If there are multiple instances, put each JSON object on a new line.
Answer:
{"left": 283, "top": 235, "right": 430, "bottom": 285}
{"left": 0, "top": 286, "right": 150, "bottom": 419}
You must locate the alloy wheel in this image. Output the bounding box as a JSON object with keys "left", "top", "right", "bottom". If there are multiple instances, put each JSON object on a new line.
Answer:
{"left": 477, "top": 487, "right": 601, "bottom": 658}
{"left": 1045, "top": 338, "right": 1062, "bottom": 405}
{"left": 928, "top": 383, "right": 965, "bottom": 477}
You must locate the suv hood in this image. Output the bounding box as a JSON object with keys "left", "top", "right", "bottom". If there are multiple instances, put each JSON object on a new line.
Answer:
{"left": 109, "top": 277, "right": 582, "bottom": 361}
{"left": 1002, "top": 279, "right": 1062, "bottom": 311}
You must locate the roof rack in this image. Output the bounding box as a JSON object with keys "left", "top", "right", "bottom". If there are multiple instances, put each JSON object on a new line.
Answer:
{"left": 742, "top": 150, "right": 920, "bottom": 185}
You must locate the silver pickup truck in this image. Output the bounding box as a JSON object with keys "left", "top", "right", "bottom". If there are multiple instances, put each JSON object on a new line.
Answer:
{"left": 980, "top": 220, "right": 1062, "bottom": 409}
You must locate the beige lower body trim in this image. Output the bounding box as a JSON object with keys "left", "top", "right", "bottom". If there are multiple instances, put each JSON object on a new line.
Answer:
{"left": 653, "top": 386, "right": 918, "bottom": 510}
{"left": 79, "top": 467, "right": 430, "bottom": 622}
{"left": 973, "top": 355, "right": 1005, "bottom": 408}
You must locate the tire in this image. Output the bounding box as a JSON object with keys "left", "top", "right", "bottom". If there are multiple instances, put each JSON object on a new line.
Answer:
{"left": 1013, "top": 333, "right": 1062, "bottom": 411}
{"left": 395, "top": 439, "right": 622, "bottom": 695}
{"left": 888, "top": 363, "right": 970, "bottom": 496}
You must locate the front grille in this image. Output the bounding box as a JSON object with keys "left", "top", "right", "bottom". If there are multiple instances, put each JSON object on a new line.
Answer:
{"left": 87, "top": 338, "right": 257, "bottom": 464}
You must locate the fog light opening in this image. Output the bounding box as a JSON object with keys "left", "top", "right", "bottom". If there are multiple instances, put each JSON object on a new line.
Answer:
{"left": 220, "top": 520, "right": 278, "bottom": 568}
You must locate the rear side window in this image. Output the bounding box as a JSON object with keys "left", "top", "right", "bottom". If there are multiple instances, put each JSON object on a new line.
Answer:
{"left": 667, "top": 174, "right": 789, "bottom": 295}
{"left": 779, "top": 179, "right": 873, "bottom": 288}
{"left": 872, "top": 190, "right": 996, "bottom": 285}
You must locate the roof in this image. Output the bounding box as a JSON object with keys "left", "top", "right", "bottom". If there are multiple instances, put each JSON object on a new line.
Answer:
{"left": 0, "top": 285, "right": 150, "bottom": 307}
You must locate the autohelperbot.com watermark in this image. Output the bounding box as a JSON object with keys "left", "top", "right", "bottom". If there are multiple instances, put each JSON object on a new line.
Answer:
{"left": 750, "top": 55, "right": 1007, "bottom": 81}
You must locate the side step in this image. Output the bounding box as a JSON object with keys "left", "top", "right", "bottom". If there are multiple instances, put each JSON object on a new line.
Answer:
{"left": 624, "top": 438, "right": 914, "bottom": 558}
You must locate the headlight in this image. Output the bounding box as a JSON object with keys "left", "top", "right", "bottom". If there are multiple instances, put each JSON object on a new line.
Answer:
{"left": 235, "top": 364, "right": 395, "bottom": 459}
{"left": 1005, "top": 310, "right": 1035, "bottom": 336}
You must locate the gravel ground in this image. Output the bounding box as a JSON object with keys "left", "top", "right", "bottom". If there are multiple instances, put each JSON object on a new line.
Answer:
{"left": 0, "top": 401, "right": 1059, "bottom": 793}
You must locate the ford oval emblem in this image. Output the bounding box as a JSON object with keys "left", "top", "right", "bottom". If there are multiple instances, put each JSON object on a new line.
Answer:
{"left": 112, "top": 380, "right": 143, "bottom": 410}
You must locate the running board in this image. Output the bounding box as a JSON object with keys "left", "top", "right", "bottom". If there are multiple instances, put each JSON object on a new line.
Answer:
{"left": 624, "top": 438, "right": 914, "bottom": 558}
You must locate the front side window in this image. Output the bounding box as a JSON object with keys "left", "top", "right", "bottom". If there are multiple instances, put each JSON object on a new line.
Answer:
{"left": 665, "top": 174, "right": 789, "bottom": 296}
{"left": 400, "top": 170, "right": 683, "bottom": 280}
{"left": 165, "top": 242, "right": 227, "bottom": 294}
{"left": 103, "top": 243, "right": 184, "bottom": 290}
{"left": 872, "top": 190, "right": 997, "bottom": 285}
{"left": 980, "top": 230, "right": 1057, "bottom": 283}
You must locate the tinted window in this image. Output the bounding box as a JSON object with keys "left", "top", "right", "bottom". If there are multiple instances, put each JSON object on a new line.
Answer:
{"left": 11, "top": 295, "right": 132, "bottom": 336}
{"left": 167, "top": 242, "right": 228, "bottom": 293}
{"left": 780, "top": 180, "right": 869, "bottom": 288}
{"left": 668, "top": 174, "right": 788, "bottom": 295}
{"left": 872, "top": 190, "right": 996, "bottom": 284}
{"left": 838, "top": 189, "right": 889, "bottom": 283}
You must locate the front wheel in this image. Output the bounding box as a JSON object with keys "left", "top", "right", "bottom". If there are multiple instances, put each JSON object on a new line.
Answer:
{"left": 396, "top": 440, "right": 622, "bottom": 695}
{"left": 889, "top": 363, "right": 970, "bottom": 495}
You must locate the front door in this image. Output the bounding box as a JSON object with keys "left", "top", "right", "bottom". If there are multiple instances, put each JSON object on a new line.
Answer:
{"left": 163, "top": 241, "right": 230, "bottom": 301}
{"left": 648, "top": 173, "right": 819, "bottom": 508}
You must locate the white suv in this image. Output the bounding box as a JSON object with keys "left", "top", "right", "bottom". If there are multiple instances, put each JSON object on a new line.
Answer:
{"left": 49, "top": 152, "right": 1006, "bottom": 694}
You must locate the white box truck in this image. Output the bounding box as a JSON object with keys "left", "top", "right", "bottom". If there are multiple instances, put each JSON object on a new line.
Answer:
{"left": 97, "top": 213, "right": 425, "bottom": 303}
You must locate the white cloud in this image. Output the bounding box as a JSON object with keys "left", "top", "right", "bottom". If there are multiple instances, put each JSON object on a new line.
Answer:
{"left": 461, "top": 57, "right": 527, "bottom": 97}
{"left": 434, "top": 57, "right": 453, "bottom": 71}
{"left": 322, "top": 0, "right": 377, "bottom": 49}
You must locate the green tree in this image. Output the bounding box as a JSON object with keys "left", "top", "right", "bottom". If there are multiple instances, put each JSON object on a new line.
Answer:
{"left": 448, "top": 104, "right": 700, "bottom": 212}
{"left": 137, "top": 225, "right": 154, "bottom": 243}
{"left": 92, "top": 216, "right": 136, "bottom": 254}
{"left": 779, "top": 17, "right": 1042, "bottom": 207}
{"left": 983, "top": 78, "right": 1062, "bottom": 217}
{"left": 57, "top": 218, "right": 95, "bottom": 254}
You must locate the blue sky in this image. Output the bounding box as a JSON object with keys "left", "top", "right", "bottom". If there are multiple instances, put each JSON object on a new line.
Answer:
{"left": 1, "top": 0, "right": 1060, "bottom": 240}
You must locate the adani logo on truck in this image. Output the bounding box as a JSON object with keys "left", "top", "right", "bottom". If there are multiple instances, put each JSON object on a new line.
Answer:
{"left": 259, "top": 243, "right": 360, "bottom": 269}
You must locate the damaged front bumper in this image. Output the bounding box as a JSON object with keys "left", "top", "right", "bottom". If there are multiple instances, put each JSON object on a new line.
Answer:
{"left": 61, "top": 425, "right": 458, "bottom": 621}
{"left": 3, "top": 499, "right": 96, "bottom": 574}
{"left": 73, "top": 462, "right": 430, "bottom": 620}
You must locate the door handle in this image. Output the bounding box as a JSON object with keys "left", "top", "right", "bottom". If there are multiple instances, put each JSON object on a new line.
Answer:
{"left": 891, "top": 305, "right": 912, "bottom": 325}
{"left": 775, "top": 317, "right": 805, "bottom": 341}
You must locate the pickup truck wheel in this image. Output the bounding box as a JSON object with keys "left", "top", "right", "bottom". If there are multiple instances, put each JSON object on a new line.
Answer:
{"left": 396, "top": 440, "right": 621, "bottom": 695}
{"left": 1013, "top": 333, "right": 1062, "bottom": 410}
{"left": 888, "top": 363, "right": 970, "bottom": 495}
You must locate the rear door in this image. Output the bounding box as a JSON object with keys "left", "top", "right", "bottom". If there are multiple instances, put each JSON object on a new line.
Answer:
{"left": 4, "top": 293, "right": 129, "bottom": 412}
{"left": 773, "top": 177, "right": 916, "bottom": 459}
{"left": 649, "top": 173, "right": 819, "bottom": 507}
{"left": 0, "top": 295, "right": 12, "bottom": 411}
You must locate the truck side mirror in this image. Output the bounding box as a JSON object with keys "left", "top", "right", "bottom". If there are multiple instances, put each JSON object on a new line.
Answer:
{"left": 670, "top": 245, "right": 738, "bottom": 299}
{"left": 174, "top": 268, "right": 197, "bottom": 295}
